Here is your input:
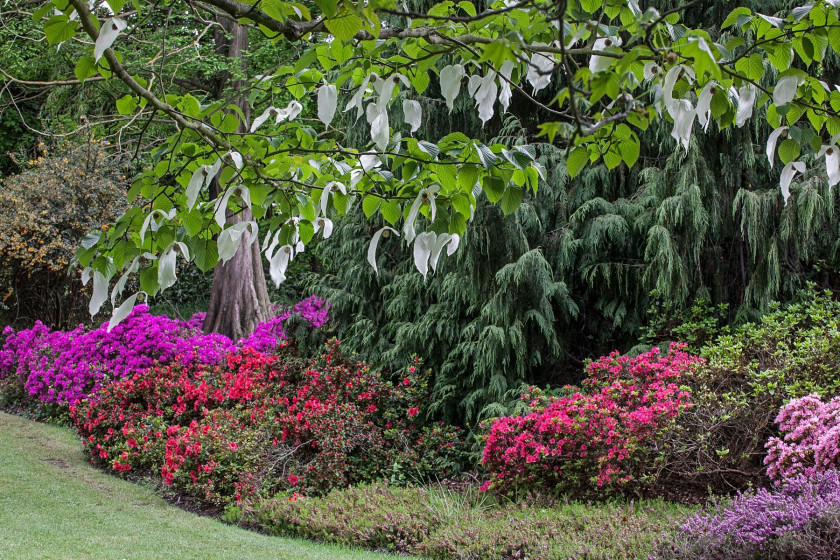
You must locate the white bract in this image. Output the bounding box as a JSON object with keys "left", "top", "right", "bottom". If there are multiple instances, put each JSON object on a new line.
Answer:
{"left": 403, "top": 99, "right": 422, "bottom": 133}
{"left": 367, "top": 226, "right": 399, "bottom": 275}
{"left": 94, "top": 17, "right": 126, "bottom": 62}
{"left": 526, "top": 48, "right": 555, "bottom": 93}
{"left": 440, "top": 64, "right": 465, "bottom": 111}
{"left": 317, "top": 84, "right": 338, "bottom": 127}
{"left": 766, "top": 127, "right": 789, "bottom": 169}
{"left": 780, "top": 161, "right": 806, "bottom": 204}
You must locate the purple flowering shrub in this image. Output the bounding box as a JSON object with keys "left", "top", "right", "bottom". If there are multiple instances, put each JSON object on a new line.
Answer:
{"left": 764, "top": 393, "right": 840, "bottom": 482}
{"left": 0, "top": 296, "right": 329, "bottom": 407}
{"left": 651, "top": 471, "right": 840, "bottom": 560}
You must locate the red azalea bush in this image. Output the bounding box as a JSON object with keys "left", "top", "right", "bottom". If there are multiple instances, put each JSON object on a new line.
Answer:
{"left": 71, "top": 341, "right": 465, "bottom": 505}
{"left": 480, "top": 344, "right": 698, "bottom": 495}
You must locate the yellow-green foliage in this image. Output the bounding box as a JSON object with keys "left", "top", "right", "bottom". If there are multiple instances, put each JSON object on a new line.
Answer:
{"left": 0, "top": 142, "right": 127, "bottom": 326}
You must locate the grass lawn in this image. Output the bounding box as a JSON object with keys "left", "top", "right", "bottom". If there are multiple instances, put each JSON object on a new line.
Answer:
{"left": 0, "top": 412, "right": 397, "bottom": 560}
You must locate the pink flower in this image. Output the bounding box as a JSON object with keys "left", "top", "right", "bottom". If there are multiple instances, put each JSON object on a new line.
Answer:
{"left": 228, "top": 441, "right": 238, "bottom": 450}
{"left": 403, "top": 377, "right": 411, "bottom": 386}
{"left": 287, "top": 474, "right": 300, "bottom": 485}
{"left": 408, "top": 407, "right": 419, "bottom": 418}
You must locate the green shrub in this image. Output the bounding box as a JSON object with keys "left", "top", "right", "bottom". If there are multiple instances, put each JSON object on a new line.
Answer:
{"left": 245, "top": 483, "right": 691, "bottom": 559}
{"left": 655, "top": 287, "right": 840, "bottom": 490}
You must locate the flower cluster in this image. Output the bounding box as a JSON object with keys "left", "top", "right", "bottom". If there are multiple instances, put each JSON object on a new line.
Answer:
{"left": 652, "top": 471, "right": 840, "bottom": 560}
{"left": 765, "top": 393, "right": 840, "bottom": 481}
{"left": 480, "top": 344, "right": 697, "bottom": 494}
{"left": 71, "top": 341, "right": 464, "bottom": 505}
{"left": 0, "top": 297, "right": 329, "bottom": 406}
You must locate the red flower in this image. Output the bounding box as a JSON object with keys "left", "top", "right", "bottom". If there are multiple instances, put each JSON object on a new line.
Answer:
{"left": 228, "top": 441, "right": 238, "bottom": 450}
{"left": 408, "top": 407, "right": 419, "bottom": 418}
{"left": 287, "top": 473, "right": 300, "bottom": 485}
{"left": 403, "top": 377, "right": 411, "bottom": 386}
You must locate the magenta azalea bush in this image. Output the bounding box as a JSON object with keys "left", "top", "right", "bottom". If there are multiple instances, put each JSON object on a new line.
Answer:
{"left": 0, "top": 296, "right": 329, "bottom": 407}
{"left": 481, "top": 344, "right": 698, "bottom": 495}
{"left": 651, "top": 471, "right": 840, "bottom": 560}
{"left": 765, "top": 393, "right": 840, "bottom": 482}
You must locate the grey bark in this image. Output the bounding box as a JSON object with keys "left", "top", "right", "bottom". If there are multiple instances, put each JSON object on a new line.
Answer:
{"left": 202, "top": 16, "right": 272, "bottom": 339}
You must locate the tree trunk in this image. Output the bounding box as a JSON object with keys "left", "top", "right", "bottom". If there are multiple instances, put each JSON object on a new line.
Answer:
{"left": 202, "top": 17, "right": 272, "bottom": 339}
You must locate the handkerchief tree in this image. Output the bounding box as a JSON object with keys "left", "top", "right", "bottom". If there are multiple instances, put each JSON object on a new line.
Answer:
{"left": 29, "top": 0, "right": 840, "bottom": 337}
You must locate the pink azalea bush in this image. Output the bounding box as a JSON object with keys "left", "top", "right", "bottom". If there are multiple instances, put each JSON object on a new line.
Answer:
{"left": 765, "top": 393, "right": 840, "bottom": 481}
{"left": 480, "top": 344, "right": 698, "bottom": 494}
{"left": 0, "top": 296, "right": 329, "bottom": 407}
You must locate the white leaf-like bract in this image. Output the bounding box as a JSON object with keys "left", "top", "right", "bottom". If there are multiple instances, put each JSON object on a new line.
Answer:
{"left": 471, "top": 72, "right": 498, "bottom": 127}
{"left": 374, "top": 73, "right": 407, "bottom": 109}
{"left": 695, "top": 81, "right": 717, "bottom": 131}
{"left": 670, "top": 99, "right": 695, "bottom": 152}
{"left": 766, "top": 126, "right": 789, "bottom": 169}
{"left": 735, "top": 85, "right": 756, "bottom": 127}
{"left": 773, "top": 74, "right": 801, "bottom": 107}
{"left": 643, "top": 62, "right": 660, "bottom": 82}
{"left": 213, "top": 187, "right": 238, "bottom": 228}
{"left": 403, "top": 99, "right": 422, "bottom": 133}
{"left": 158, "top": 246, "right": 178, "bottom": 291}
{"left": 440, "top": 64, "right": 465, "bottom": 111}
{"left": 107, "top": 293, "right": 138, "bottom": 332}
{"left": 589, "top": 36, "right": 621, "bottom": 73}
{"left": 780, "top": 161, "right": 806, "bottom": 204}
{"left": 429, "top": 233, "right": 460, "bottom": 272}
{"left": 366, "top": 103, "right": 390, "bottom": 151}
{"left": 317, "top": 84, "right": 338, "bottom": 127}
{"left": 344, "top": 74, "right": 374, "bottom": 120}
{"left": 94, "top": 18, "right": 126, "bottom": 62}
{"left": 314, "top": 217, "right": 334, "bottom": 239}
{"left": 217, "top": 222, "right": 247, "bottom": 263}
{"left": 663, "top": 65, "right": 694, "bottom": 117}
{"left": 526, "top": 49, "right": 555, "bottom": 93}
{"left": 818, "top": 144, "right": 840, "bottom": 188}
{"left": 282, "top": 100, "right": 303, "bottom": 121}
{"left": 413, "top": 232, "right": 436, "bottom": 280}
{"left": 251, "top": 107, "right": 274, "bottom": 132}
{"left": 319, "top": 181, "right": 346, "bottom": 216}
{"left": 111, "top": 257, "right": 139, "bottom": 306}
{"left": 360, "top": 154, "right": 382, "bottom": 172}
{"left": 498, "top": 60, "right": 514, "bottom": 113}
{"left": 86, "top": 269, "right": 109, "bottom": 316}
{"left": 367, "top": 226, "right": 399, "bottom": 275}
{"left": 186, "top": 166, "right": 208, "bottom": 210}
{"left": 226, "top": 151, "right": 243, "bottom": 169}
{"left": 267, "top": 244, "right": 293, "bottom": 287}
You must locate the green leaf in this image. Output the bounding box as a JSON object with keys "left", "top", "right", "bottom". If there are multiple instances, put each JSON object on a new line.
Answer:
{"left": 182, "top": 210, "right": 204, "bottom": 236}
{"left": 362, "top": 194, "right": 381, "bottom": 218}
{"left": 314, "top": 0, "right": 338, "bottom": 18}
{"left": 451, "top": 193, "right": 471, "bottom": 217}
{"left": 619, "top": 139, "right": 640, "bottom": 168}
{"left": 116, "top": 95, "right": 137, "bottom": 115}
{"left": 106, "top": 0, "right": 127, "bottom": 13}
{"left": 380, "top": 199, "right": 401, "bottom": 225}
{"left": 482, "top": 176, "right": 505, "bottom": 203}
{"left": 777, "top": 139, "right": 801, "bottom": 165}
{"left": 218, "top": 113, "right": 240, "bottom": 133}
{"left": 44, "top": 16, "right": 77, "bottom": 45}
{"left": 722, "top": 7, "right": 751, "bottom": 29}
{"left": 74, "top": 56, "right": 97, "bottom": 82}
{"left": 190, "top": 238, "right": 218, "bottom": 272}
{"left": 567, "top": 146, "right": 589, "bottom": 178}
{"left": 500, "top": 187, "right": 523, "bottom": 216}
{"left": 324, "top": 8, "right": 363, "bottom": 41}
{"left": 735, "top": 53, "right": 764, "bottom": 82}
{"left": 603, "top": 149, "right": 622, "bottom": 170}
{"left": 139, "top": 266, "right": 159, "bottom": 296}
